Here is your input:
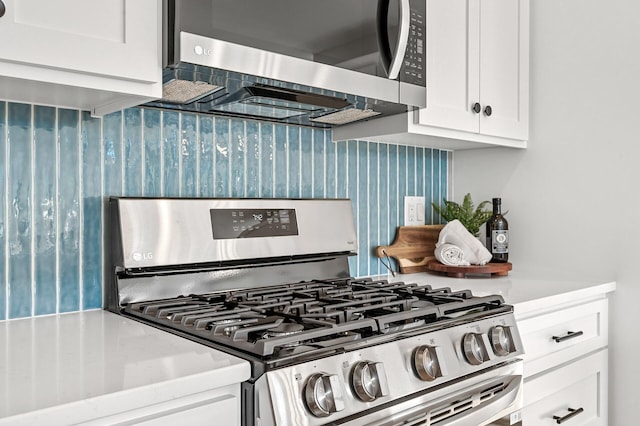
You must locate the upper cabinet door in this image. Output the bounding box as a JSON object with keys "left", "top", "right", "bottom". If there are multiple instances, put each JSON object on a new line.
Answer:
{"left": 418, "top": 0, "right": 529, "bottom": 142}
{"left": 0, "top": 0, "right": 158, "bottom": 84}
{"left": 418, "top": 0, "right": 480, "bottom": 133}
{"left": 478, "top": 0, "right": 529, "bottom": 140}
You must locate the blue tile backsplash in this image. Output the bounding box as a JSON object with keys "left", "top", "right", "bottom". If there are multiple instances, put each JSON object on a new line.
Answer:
{"left": 0, "top": 101, "right": 449, "bottom": 320}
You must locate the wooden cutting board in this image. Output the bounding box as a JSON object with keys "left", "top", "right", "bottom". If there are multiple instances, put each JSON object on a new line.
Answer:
{"left": 375, "top": 225, "right": 512, "bottom": 277}
{"left": 375, "top": 225, "right": 444, "bottom": 274}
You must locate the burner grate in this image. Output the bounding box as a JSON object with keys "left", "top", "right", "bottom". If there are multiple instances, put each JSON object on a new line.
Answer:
{"left": 122, "top": 278, "right": 507, "bottom": 358}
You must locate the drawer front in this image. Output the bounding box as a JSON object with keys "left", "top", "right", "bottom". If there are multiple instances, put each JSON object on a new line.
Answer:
{"left": 523, "top": 349, "right": 607, "bottom": 425}
{"left": 517, "top": 298, "right": 607, "bottom": 376}
{"left": 79, "top": 390, "right": 240, "bottom": 426}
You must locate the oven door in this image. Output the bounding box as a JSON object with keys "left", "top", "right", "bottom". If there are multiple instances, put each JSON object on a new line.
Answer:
{"left": 338, "top": 360, "right": 523, "bottom": 426}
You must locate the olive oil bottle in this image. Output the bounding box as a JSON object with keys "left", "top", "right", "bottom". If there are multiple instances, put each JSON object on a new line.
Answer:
{"left": 486, "top": 198, "right": 509, "bottom": 262}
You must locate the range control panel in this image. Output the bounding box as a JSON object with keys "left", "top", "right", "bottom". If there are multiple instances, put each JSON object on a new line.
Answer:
{"left": 210, "top": 208, "right": 299, "bottom": 239}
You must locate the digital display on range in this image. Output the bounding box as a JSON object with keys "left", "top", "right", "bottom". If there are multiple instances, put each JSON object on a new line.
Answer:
{"left": 210, "top": 209, "right": 299, "bottom": 239}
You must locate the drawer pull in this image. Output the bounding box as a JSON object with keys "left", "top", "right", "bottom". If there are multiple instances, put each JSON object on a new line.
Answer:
{"left": 552, "top": 330, "right": 584, "bottom": 343}
{"left": 553, "top": 407, "right": 584, "bottom": 424}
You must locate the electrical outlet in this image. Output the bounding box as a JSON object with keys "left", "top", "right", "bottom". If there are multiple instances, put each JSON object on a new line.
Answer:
{"left": 404, "top": 196, "right": 425, "bottom": 226}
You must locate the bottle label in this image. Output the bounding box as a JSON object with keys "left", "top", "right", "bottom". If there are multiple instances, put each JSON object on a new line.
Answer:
{"left": 491, "top": 230, "right": 509, "bottom": 253}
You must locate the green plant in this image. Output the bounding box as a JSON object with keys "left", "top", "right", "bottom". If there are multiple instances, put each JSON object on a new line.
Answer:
{"left": 432, "top": 193, "right": 492, "bottom": 237}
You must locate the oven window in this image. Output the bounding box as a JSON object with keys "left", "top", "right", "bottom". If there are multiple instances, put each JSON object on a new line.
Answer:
{"left": 210, "top": 208, "right": 299, "bottom": 239}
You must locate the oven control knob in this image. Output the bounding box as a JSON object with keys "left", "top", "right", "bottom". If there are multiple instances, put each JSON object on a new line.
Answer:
{"left": 413, "top": 345, "right": 442, "bottom": 381}
{"left": 351, "top": 361, "right": 389, "bottom": 402}
{"left": 490, "top": 325, "right": 514, "bottom": 356}
{"left": 462, "top": 333, "right": 488, "bottom": 365}
{"left": 304, "top": 373, "right": 345, "bottom": 417}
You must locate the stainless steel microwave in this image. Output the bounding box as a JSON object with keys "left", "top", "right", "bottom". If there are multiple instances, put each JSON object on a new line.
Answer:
{"left": 145, "top": 0, "right": 426, "bottom": 128}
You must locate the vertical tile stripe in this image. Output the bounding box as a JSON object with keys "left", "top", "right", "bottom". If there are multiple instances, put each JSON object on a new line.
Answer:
{"left": 378, "top": 144, "right": 389, "bottom": 276}
{"left": 287, "top": 126, "right": 300, "bottom": 197}
{"left": 367, "top": 142, "right": 379, "bottom": 276}
{"left": 387, "top": 144, "right": 399, "bottom": 246}
{"left": 214, "top": 117, "right": 230, "bottom": 197}
{"left": 300, "top": 127, "right": 313, "bottom": 197}
{"left": 425, "top": 149, "right": 434, "bottom": 224}
{"left": 312, "top": 129, "right": 325, "bottom": 198}
{"left": 324, "top": 132, "right": 336, "bottom": 199}
{"left": 398, "top": 145, "right": 407, "bottom": 227}
{"left": 123, "top": 108, "right": 142, "bottom": 197}
{"left": 103, "top": 111, "right": 123, "bottom": 198}
{"left": 416, "top": 148, "right": 425, "bottom": 200}
{"left": 441, "top": 151, "right": 449, "bottom": 202}
{"left": 336, "top": 141, "right": 347, "bottom": 199}
{"left": 433, "top": 150, "right": 443, "bottom": 222}
{"left": 357, "top": 141, "right": 369, "bottom": 276}
{"left": 33, "top": 106, "right": 57, "bottom": 316}
{"left": 347, "top": 140, "right": 358, "bottom": 275}
{"left": 7, "top": 103, "right": 32, "bottom": 319}
{"left": 259, "top": 122, "right": 274, "bottom": 198}
{"left": 198, "top": 115, "right": 214, "bottom": 198}
{"left": 81, "top": 112, "right": 102, "bottom": 310}
{"left": 0, "top": 104, "right": 449, "bottom": 319}
{"left": 58, "top": 108, "right": 80, "bottom": 313}
{"left": 245, "top": 120, "right": 260, "bottom": 198}
{"left": 162, "top": 112, "right": 179, "bottom": 197}
{"left": 180, "top": 113, "right": 197, "bottom": 197}
{"left": 143, "top": 109, "right": 162, "bottom": 196}
{"left": 0, "top": 102, "right": 5, "bottom": 320}
{"left": 274, "top": 124, "right": 287, "bottom": 198}
{"left": 230, "top": 118, "right": 245, "bottom": 197}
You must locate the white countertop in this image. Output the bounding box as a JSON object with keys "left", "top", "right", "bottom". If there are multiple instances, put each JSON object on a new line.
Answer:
{"left": 372, "top": 270, "right": 616, "bottom": 316}
{"left": 0, "top": 310, "right": 251, "bottom": 424}
{"left": 0, "top": 272, "right": 615, "bottom": 424}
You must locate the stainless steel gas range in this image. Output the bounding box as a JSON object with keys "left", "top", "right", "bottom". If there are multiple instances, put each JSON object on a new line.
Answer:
{"left": 106, "top": 197, "right": 524, "bottom": 426}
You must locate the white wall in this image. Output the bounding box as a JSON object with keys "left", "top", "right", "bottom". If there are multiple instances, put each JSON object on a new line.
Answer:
{"left": 454, "top": 1, "right": 640, "bottom": 424}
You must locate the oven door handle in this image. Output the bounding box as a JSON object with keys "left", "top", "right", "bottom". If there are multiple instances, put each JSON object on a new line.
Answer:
{"left": 360, "top": 372, "right": 523, "bottom": 426}
{"left": 433, "top": 375, "right": 523, "bottom": 425}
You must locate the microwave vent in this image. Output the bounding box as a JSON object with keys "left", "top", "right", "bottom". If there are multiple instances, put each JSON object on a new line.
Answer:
{"left": 161, "top": 79, "right": 222, "bottom": 104}
{"left": 311, "top": 108, "right": 381, "bottom": 125}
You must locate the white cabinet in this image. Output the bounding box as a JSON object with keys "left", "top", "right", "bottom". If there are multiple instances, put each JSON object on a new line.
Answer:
{"left": 522, "top": 351, "right": 607, "bottom": 426}
{"left": 0, "top": 0, "right": 161, "bottom": 116}
{"left": 333, "top": 0, "right": 529, "bottom": 150}
{"left": 0, "top": 385, "right": 243, "bottom": 426}
{"left": 79, "top": 386, "right": 241, "bottom": 426}
{"left": 418, "top": 0, "right": 529, "bottom": 141}
{"left": 516, "top": 295, "right": 610, "bottom": 425}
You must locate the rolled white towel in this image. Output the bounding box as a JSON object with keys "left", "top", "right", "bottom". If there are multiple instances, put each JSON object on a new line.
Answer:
{"left": 435, "top": 220, "right": 492, "bottom": 266}
{"left": 434, "top": 243, "right": 470, "bottom": 266}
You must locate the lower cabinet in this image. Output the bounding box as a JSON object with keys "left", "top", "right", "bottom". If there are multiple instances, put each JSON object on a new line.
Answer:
{"left": 516, "top": 292, "right": 611, "bottom": 425}
{"left": 79, "top": 386, "right": 240, "bottom": 426}
{"left": 523, "top": 350, "right": 608, "bottom": 425}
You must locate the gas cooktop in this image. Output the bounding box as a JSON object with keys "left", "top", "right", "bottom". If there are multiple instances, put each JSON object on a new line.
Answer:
{"left": 124, "top": 277, "right": 509, "bottom": 360}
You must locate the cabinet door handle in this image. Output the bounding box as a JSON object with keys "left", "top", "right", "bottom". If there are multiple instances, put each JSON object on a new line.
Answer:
{"left": 0, "top": 1, "right": 5, "bottom": 18}
{"left": 484, "top": 105, "right": 493, "bottom": 116}
{"left": 552, "top": 330, "right": 584, "bottom": 343}
{"left": 553, "top": 407, "right": 584, "bottom": 424}
{"left": 472, "top": 102, "right": 481, "bottom": 114}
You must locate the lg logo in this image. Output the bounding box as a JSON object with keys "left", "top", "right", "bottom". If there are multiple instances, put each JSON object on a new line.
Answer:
{"left": 194, "top": 45, "right": 212, "bottom": 56}
{"left": 132, "top": 252, "right": 153, "bottom": 262}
